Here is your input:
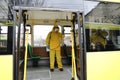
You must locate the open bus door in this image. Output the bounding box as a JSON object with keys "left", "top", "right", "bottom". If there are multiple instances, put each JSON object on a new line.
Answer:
{"left": 13, "top": 6, "right": 85, "bottom": 80}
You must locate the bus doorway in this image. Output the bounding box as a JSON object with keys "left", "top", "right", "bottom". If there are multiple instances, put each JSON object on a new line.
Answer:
{"left": 13, "top": 7, "right": 85, "bottom": 80}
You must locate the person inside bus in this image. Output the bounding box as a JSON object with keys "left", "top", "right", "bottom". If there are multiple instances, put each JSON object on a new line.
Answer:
{"left": 46, "top": 22, "right": 65, "bottom": 72}
{"left": 90, "top": 29, "right": 108, "bottom": 51}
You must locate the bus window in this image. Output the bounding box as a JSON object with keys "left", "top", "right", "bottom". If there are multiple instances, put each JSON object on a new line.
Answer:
{"left": 64, "top": 27, "right": 71, "bottom": 46}
{"left": 85, "top": 1, "right": 120, "bottom": 51}
{"left": 0, "top": 26, "right": 7, "bottom": 43}
{"left": 0, "top": 26, "right": 8, "bottom": 53}
{"left": 34, "top": 25, "right": 53, "bottom": 46}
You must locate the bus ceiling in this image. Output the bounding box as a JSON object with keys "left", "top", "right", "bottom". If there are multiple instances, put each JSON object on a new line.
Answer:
{"left": 13, "top": 6, "right": 83, "bottom": 26}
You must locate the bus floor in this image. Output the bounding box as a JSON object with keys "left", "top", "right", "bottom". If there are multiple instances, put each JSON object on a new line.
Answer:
{"left": 26, "top": 65, "right": 72, "bottom": 80}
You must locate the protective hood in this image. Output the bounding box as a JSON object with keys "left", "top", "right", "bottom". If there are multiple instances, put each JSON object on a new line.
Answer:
{"left": 52, "top": 21, "right": 60, "bottom": 32}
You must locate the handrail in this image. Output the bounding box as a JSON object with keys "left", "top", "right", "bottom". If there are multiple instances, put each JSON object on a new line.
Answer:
{"left": 71, "top": 28, "right": 78, "bottom": 80}
{"left": 23, "top": 30, "right": 29, "bottom": 80}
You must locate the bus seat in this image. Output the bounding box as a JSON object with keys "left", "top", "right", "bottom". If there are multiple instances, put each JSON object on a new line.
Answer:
{"left": 28, "top": 44, "right": 40, "bottom": 67}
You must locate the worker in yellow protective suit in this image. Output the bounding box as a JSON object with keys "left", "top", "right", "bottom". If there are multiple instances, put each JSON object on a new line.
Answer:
{"left": 46, "top": 24, "right": 65, "bottom": 72}
{"left": 90, "top": 29, "right": 108, "bottom": 51}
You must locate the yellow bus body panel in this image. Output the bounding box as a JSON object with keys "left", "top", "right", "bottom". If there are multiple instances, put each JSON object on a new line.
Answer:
{"left": 0, "top": 55, "right": 13, "bottom": 80}
{"left": 87, "top": 51, "right": 120, "bottom": 80}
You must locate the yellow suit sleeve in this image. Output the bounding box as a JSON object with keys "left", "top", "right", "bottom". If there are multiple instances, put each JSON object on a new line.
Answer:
{"left": 46, "top": 32, "right": 51, "bottom": 46}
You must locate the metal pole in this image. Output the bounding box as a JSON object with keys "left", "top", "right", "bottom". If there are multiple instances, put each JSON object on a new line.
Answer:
{"left": 17, "top": 8, "right": 22, "bottom": 56}
{"left": 13, "top": 10, "right": 17, "bottom": 80}
{"left": 17, "top": 8, "right": 22, "bottom": 80}
{"left": 81, "top": 12, "right": 87, "bottom": 80}
{"left": 77, "top": 12, "right": 84, "bottom": 80}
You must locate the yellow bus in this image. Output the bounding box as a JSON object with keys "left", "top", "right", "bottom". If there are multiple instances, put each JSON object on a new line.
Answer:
{"left": 0, "top": 0, "right": 120, "bottom": 80}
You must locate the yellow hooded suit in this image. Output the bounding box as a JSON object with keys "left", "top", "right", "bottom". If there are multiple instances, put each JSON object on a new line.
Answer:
{"left": 46, "top": 26, "right": 64, "bottom": 69}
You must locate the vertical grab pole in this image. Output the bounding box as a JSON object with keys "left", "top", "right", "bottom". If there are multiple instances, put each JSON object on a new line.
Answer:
{"left": 17, "top": 8, "right": 22, "bottom": 80}
{"left": 71, "top": 13, "right": 78, "bottom": 80}
{"left": 71, "top": 30, "right": 78, "bottom": 80}
{"left": 77, "top": 12, "right": 86, "bottom": 80}
{"left": 71, "top": 27, "right": 74, "bottom": 79}
{"left": 13, "top": 10, "right": 17, "bottom": 80}
{"left": 23, "top": 30, "right": 29, "bottom": 80}
{"left": 77, "top": 12, "right": 83, "bottom": 80}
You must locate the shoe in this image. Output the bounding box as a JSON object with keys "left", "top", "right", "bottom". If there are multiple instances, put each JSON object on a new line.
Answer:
{"left": 50, "top": 69, "right": 54, "bottom": 72}
{"left": 59, "top": 68, "right": 63, "bottom": 71}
